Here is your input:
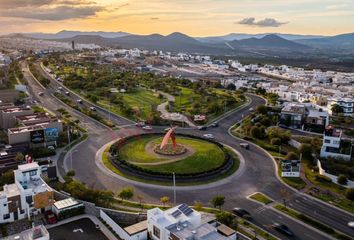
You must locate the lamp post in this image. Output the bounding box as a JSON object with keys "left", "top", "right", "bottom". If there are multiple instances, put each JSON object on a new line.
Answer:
{"left": 173, "top": 172, "right": 176, "bottom": 205}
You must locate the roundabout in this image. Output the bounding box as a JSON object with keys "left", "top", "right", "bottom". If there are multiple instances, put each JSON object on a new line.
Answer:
{"left": 101, "top": 133, "right": 241, "bottom": 186}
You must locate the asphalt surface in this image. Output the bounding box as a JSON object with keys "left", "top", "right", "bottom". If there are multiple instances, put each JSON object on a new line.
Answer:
{"left": 22, "top": 61, "right": 354, "bottom": 240}
{"left": 48, "top": 218, "right": 108, "bottom": 240}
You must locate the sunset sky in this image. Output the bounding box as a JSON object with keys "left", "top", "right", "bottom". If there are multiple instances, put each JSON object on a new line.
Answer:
{"left": 0, "top": 0, "right": 353, "bottom": 36}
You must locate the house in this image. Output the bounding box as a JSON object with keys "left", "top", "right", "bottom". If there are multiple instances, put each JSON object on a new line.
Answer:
{"left": 0, "top": 162, "right": 54, "bottom": 224}
{"left": 320, "top": 125, "right": 352, "bottom": 161}
{"left": 280, "top": 103, "right": 306, "bottom": 128}
{"left": 147, "top": 204, "right": 236, "bottom": 240}
{"left": 327, "top": 97, "right": 354, "bottom": 116}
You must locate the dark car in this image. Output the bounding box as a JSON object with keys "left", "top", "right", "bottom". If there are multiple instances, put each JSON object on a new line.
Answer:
{"left": 232, "top": 208, "right": 252, "bottom": 219}
{"left": 273, "top": 223, "right": 293, "bottom": 236}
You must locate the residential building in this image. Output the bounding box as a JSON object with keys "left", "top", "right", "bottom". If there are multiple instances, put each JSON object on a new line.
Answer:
{"left": 147, "top": 204, "right": 236, "bottom": 240}
{"left": 320, "top": 125, "right": 352, "bottom": 161}
{"left": 327, "top": 97, "right": 354, "bottom": 116}
{"left": 4, "top": 225, "right": 50, "bottom": 240}
{"left": 280, "top": 103, "right": 306, "bottom": 128}
{"left": 0, "top": 162, "right": 54, "bottom": 224}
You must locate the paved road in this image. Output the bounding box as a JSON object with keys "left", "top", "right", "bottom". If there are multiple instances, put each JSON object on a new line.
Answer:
{"left": 23, "top": 62, "right": 354, "bottom": 239}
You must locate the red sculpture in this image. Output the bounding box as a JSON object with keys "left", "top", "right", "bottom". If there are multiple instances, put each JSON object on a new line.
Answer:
{"left": 160, "top": 127, "right": 177, "bottom": 150}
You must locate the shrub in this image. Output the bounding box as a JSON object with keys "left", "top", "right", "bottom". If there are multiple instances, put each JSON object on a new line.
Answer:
{"left": 285, "top": 152, "right": 299, "bottom": 160}
{"left": 118, "top": 187, "right": 134, "bottom": 200}
{"left": 57, "top": 205, "right": 85, "bottom": 220}
{"left": 337, "top": 175, "right": 348, "bottom": 185}
{"left": 216, "top": 211, "right": 236, "bottom": 228}
{"left": 271, "top": 138, "right": 281, "bottom": 146}
{"left": 315, "top": 174, "right": 332, "bottom": 183}
{"left": 299, "top": 143, "right": 313, "bottom": 159}
{"left": 250, "top": 126, "right": 266, "bottom": 139}
{"left": 345, "top": 188, "right": 354, "bottom": 201}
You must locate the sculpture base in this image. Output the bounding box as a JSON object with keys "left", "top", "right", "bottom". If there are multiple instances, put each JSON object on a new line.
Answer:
{"left": 153, "top": 144, "right": 187, "bottom": 156}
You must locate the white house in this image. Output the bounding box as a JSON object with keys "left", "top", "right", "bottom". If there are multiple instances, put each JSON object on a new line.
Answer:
{"left": 327, "top": 97, "right": 354, "bottom": 116}
{"left": 320, "top": 126, "right": 352, "bottom": 161}
{"left": 147, "top": 204, "right": 236, "bottom": 240}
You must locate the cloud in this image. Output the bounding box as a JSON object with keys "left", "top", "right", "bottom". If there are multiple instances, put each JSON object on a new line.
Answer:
{"left": 0, "top": 0, "right": 104, "bottom": 20}
{"left": 237, "top": 17, "right": 288, "bottom": 27}
{"left": 150, "top": 17, "right": 160, "bottom": 20}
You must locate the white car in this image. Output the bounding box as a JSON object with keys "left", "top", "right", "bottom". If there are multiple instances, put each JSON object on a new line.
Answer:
{"left": 77, "top": 99, "right": 83, "bottom": 104}
{"left": 90, "top": 106, "right": 96, "bottom": 111}
{"left": 38, "top": 92, "right": 44, "bottom": 96}
{"left": 142, "top": 125, "right": 153, "bottom": 130}
{"left": 203, "top": 134, "right": 214, "bottom": 139}
{"left": 58, "top": 87, "right": 63, "bottom": 90}
{"left": 249, "top": 108, "right": 254, "bottom": 111}
{"left": 348, "top": 222, "right": 354, "bottom": 229}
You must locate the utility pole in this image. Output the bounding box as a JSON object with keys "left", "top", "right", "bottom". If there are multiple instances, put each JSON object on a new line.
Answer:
{"left": 173, "top": 172, "right": 176, "bottom": 205}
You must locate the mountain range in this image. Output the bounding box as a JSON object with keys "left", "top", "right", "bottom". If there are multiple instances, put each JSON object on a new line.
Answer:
{"left": 7, "top": 30, "right": 354, "bottom": 57}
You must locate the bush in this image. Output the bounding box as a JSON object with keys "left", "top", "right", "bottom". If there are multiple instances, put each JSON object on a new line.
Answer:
{"left": 216, "top": 211, "right": 236, "bottom": 228}
{"left": 57, "top": 205, "right": 85, "bottom": 220}
{"left": 299, "top": 143, "right": 313, "bottom": 159}
{"left": 32, "top": 147, "right": 56, "bottom": 158}
{"left": 271, "top": 137, "right": 281, "bottom": 146}
{"left": 345, "top": 188, "right": 354, "bottom": 201}
{"left": 250, "top": 126, "right": 266, "bottom": 139}
{"left": 285, "top": 152, "right": 299, "bottom": 160}
{"left": 337, "top": 175, "right": 348, "bottom": 185}
{"left": 315, "top": 174, "right": 332, "bottom": 183}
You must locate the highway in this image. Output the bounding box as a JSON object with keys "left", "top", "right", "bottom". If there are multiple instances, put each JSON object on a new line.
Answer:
{"left": 22, "top": 61, "right": 354, "bottom": 240}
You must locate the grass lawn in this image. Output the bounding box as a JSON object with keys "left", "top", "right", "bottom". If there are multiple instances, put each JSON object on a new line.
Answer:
{"left": 103, "top": 145, "right": 239, "bottom": 186}
{"left": 119, "top": 135, "right": 225, "bottom": 174}
{"left": 249, "top": 193, "right": 273, "bottom": 204}
{"left": 274, "top": 204, "right": 351, "bottom": 240}
{"left": 98, "top": 89, "right": 163, "bottom": 120}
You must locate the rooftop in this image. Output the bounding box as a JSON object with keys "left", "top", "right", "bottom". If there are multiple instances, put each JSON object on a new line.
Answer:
{"left": 0, "top": 183, "right": 20, "bottom": 199}
{"left": 170, "top": 222, "right": 227, "bottom": 240}
{"left": 4, "top": 225, "right": 49, "bottom": 240}
{"left": 53, "top": 198, "right": 81, "bottom": 210}
{"left": 282, "top": 103, "right": 306, "bottom": 114}
{"left": 124, "top": 220, "right": 147, "bottom": 235}
{"left": 18, "top": 162, "right": 39, "bottom": 172}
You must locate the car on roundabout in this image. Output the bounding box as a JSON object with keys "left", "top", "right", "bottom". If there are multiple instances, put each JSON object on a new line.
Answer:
{"left": 142, "top": 125, "right": 153, "bottom": 130}
{"left": 203, "top": 134, "right": 214, "bottom": 139}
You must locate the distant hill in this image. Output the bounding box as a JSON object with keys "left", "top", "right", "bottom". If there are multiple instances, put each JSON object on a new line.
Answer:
{"left": 228, "top": 34, "right": 311, "bottom": 53}
{"left": 22, "top": 30, "right": 130, "bottom": 39}
{"left": 295, "top": 33, "right": 354, "bottom": 51}
{"left": 197, "top": 33, "right": 325, "bottom": 43}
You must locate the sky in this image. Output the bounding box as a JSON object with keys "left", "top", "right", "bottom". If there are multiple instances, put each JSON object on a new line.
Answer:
{"left": 0, "top": 0, "right": 353, "bottom": 36}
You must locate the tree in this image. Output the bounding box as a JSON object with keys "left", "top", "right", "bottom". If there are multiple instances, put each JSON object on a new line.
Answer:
{"left": 285, "top": 152, "right": 299, "bottom": 160}
{"left": 250, "top": 126, "right": 265, "bottom": 139}
{"left": 118, "top": 187, "right": 134, "bottom": 200}
{"left": 337, "top": 175, "right": 348, "bottom": 185}
{"left": 226, "top": 83, "right": 236, "bottom": 90}
{"left": 15, "top": 152, "right": 24, "bottom": 162}
{"left": 256, "top": 105, "right": 268, "bottom": 115}
{"left": 346, "top": 188, "right": 354, "bottom": 201}
{"left": 216, "top": 211, "right": 236, "bottom": 228}
{"left": 331, "top": 104, "right": 343, "bottom": 115}
{"left": 211, "top": 196, "right": 225, "bottom": 210}
{"left": 299, "top": 144, "right": 313, "bottom": 160}
{"left": 160, "top": 196, "right": 170, "bottom": 206}
{"left": 194, "top": 202, "right": 203, "bottom": 211}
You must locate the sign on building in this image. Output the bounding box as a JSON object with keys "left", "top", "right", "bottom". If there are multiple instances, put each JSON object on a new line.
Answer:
{"left": 44, "top": 128, "right": 59, "bottom": 142}
{"left": 30, "top": 130, "right": 45, "bottom": 143}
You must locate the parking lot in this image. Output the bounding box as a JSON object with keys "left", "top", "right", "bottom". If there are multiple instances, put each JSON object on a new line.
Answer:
{"left": 48, "top": 218, "right": 109, "bottom": 240}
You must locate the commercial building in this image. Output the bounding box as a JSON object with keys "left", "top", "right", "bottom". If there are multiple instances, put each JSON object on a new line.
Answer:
{"left": 7, "top": 113, "right": 63, "bottom": 145}
{"left": 320, "top": 125, "right": 352, "bottom": 161}
{"left": 0, "top": 90, "right": 20, "bottom": 104}
{"left": 0, "top": 105, "right": 33, "bottom": 129}
{"left": 147, "top": 204, "right": 236, "bottom": 240}
{"left": 0, "top": 162, "right": 54, "bottom": 224}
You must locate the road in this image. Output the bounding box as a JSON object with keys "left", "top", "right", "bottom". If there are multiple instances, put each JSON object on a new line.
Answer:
{"left": 23, "top": 61, "right": 354, "bottom": 240}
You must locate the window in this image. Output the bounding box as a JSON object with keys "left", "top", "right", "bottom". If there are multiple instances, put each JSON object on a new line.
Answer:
{"left": 3, "top": 214, "right": 10, "bottom": 219}
{"left": 324, "top": 139, "right": 331, "bottom": 144}
{"left": 153, "top": 226, "right": 160, "bottom": 239}
{"left": 29, "top": 170, "right": 37, "bottom": 177}
{"left": 3, "top": 204, "right": 6, "bottom": 207}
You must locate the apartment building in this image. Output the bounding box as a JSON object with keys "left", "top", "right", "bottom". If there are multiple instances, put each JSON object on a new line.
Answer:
{"left": 147, "top": 204, "right": 236, "bottom": 240}
{"left": 0, "top": 162, "right": 54, "bottom": 224}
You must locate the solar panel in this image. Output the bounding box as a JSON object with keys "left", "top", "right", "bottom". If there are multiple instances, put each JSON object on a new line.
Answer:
{"left": 178, "top": 204, "right": 189, "bottom": 212}
{"left": 171, "top": 210, "right": 182, "bottom": 218}
{"left": 184, "top": 208, "right": 194, "bottom": 216}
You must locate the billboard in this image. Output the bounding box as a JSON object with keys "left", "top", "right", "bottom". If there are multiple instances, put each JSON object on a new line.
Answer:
{"left": 30, "top": 130, "right": 44, "bottom": 144}
{"left": 44, "top": 128, "right": 59, "bottom": 142}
